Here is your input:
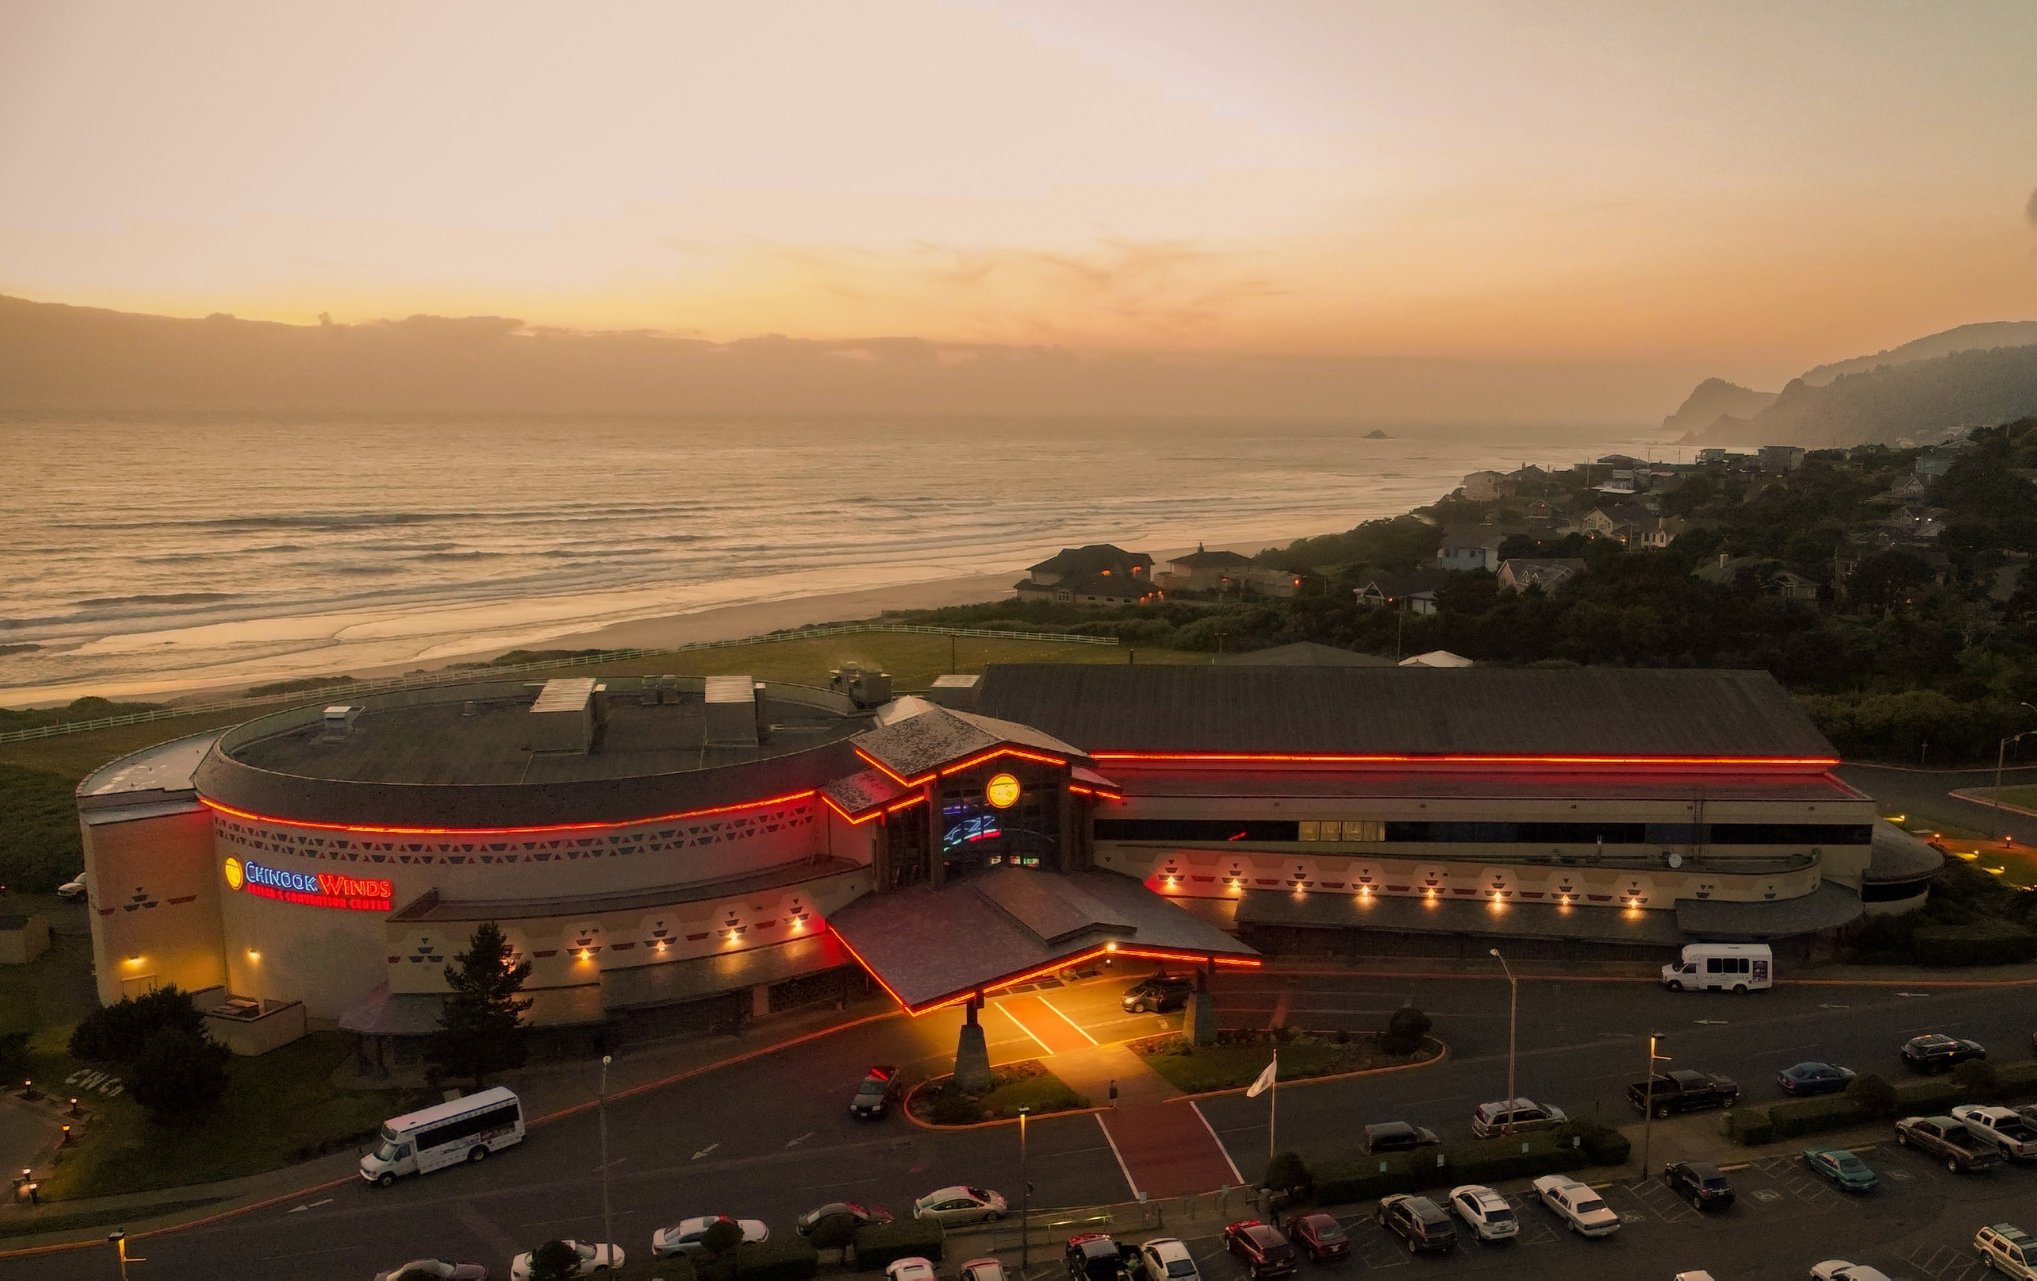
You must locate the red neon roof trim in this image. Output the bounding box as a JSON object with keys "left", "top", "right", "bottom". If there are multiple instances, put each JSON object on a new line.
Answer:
{"left": 1088, "top": 751, "right": 1839, "bottom": 768}
{"left": 200, "top": 790, "right": 820, "bottom": 838}
{"left": 830, "top": 927, "right": 1259, "bottom": 1016}
{"left": 853, "top": 745, "right": 1070, "bottom": 789}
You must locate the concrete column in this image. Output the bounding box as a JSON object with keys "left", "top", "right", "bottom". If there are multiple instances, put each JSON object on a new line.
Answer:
{"left": 927, "top": 783, "right": 944, "bottom": 888}
{"left": 1185, "top": 961, "right": 1217, "bottom": 1045}
{"left": 750, "top": 981, "right": 770, "bottom": 1020}
{"left": 954, "top": 993, "right": 993, "bottom": 1091}
{"left": 871, "top": 816, "right": 892, "bottom": 893}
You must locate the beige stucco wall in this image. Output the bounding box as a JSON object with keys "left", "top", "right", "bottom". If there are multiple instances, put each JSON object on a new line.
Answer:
{"left": 82, "top": 806, "right": 227, "bottom": 1005}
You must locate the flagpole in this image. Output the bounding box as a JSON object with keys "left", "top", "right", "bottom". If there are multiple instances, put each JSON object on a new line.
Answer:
{"left": 1268, "top": 1047, "right": 1278, "bottom": 1168}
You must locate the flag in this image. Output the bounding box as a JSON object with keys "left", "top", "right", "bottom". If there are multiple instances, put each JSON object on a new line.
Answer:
{"left": 1246, "top": 1053, "right": 1278, "bottom": 1098}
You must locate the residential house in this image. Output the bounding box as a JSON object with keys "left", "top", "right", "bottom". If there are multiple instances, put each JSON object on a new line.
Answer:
{"left": 1695, "top": 554, "right": 1821, "bottom": 604}
{"left": 1238, "top": 566, "right": 1306, "bottom": 599}
{"left": 1459, "top": 470, "right": 1512, "bottom": 502}
{"left": 1695, "top": 448, "right": 1729, "bottom": 464}
{"left": 1435, "top": 527, "right": 1506, "bottom": 572}
{"left": 1351, "top": 568, "right": 1446, "bottom": 608}
{"left": 1770, "top": 570, "right": 1821, "bottom": 604}
{"left": 1015, "top": 544, "right": 1161, "bottom": 605}
{"left": 1758, "top": 445, "right": 1807, "bottom": 473}
{"left": 1642, "top": 515, "right": 1688, "bottom": 549}
{"left": 1885, "top": 474, "right": 1928, "bottom": 501}
{"left": 1507, "top": 464, "right": 1558, "bottom": 492}
{"left": 1885, "top": 506, "right": 1948, "bottom": 543}
{"left": 1160, "top": 544, "right": 1252, "bottom": 591}
{"left": 1497, "top": 558, "right": 1587, "bottom": 594}
{"left": 1914, "top": 453, "right": 1957, "bottom": 481}
{"left": 1576, "top": 503, "right": 1651, "bottom": 545}
{"left": 1406, "top": 588, "right": 1440, "bottom": 616}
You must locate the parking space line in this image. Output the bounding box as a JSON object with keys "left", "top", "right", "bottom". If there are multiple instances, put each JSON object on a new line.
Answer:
{"left": 995, "top": 1006, "right": 1054, "bottom": 1057}
{"left": 1094, "top": 1112, "right": 1142, "bottom": 1201}
{"left": 1036, "top": 995, "right": 1100, "bottom": 1047}
{"left": 1189, "top": 1101, "right": 1245, "bottom": 1186}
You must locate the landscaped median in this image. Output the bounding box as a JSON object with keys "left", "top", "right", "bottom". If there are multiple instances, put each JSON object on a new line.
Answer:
{"left": 1269, "top": 1120, "right": 1631, "bottom": 1207}
{"left": 1132, "top": 1029, "right": 1444, "bottom": 1095}
{"left": 1723, "top": 1060, "right": 2037, "bottom": 1146}
{"left": 907, "top": 1060, "right": 1090, "bottom": 1127}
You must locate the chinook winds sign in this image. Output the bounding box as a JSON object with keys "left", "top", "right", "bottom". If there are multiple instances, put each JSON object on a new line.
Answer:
{"left": 223, "top": 856, "right": 393, "bottom": 912}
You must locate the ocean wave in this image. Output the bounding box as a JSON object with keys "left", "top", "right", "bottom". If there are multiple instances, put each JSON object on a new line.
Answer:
{"left": 409, "top": 551, "right": 504, "bottom": 562}
{"left": 72, "top": 591, "right": 239, "bottom": 608}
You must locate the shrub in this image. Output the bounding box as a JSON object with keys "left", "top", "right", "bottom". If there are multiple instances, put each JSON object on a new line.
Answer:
{"left": 928, "top": 1092, "right": 983, "bottom": 1126}
{"left": 726, "top": 1239, "right": 818, "bottom": 1281}
{"left": 1574, "top": 1121, "right": 1631, "bottom": 1165}
{"left": 1846, "top": 1073, "right": 1901, "bottom": 1120}
{"left": 68, "top": 986, "right": 205, "bottom": 1063}
{"left": 1766, "top": 1095, "right": 1862, "bottom": 1139}
{"left": 128, "top": 1027, "right": 230, "bottom": 1124}
{"left": 1951, "top": 1059, "right": 2000, "bottom": 1095}
{"left": 1993, "top": 1062, "right": 2037, "bottom": 1099}
{"left": 1264, "top": 1150, "right": 1312, "bottom": 1196}
{"left": 1726, "top": 1108, "right": 1775, "bottom": 1146}
{"left": 1312, "top": 1159, "right": 1421, "bottom": 1204}
{"left": 804, "top": 1214, "right": 859, "bottom": 1255}
{"left": 525, "top": 1241, "right": 583, "bottom": 1281}
{"left": 1891, "top": 1078, "right": 1961, "bottom": 1113}
{"left": 1381, "top": 1006, "right": 1433, "bottom": 1055}
{"left": 852, "top": 1218, "right": 945, "bottom": 1268}
{"left": 699, "top": 1217, "right": 748, "bottom": 1257}
{"left": 1908, "top": 924, "right": 2037, "bottom": 967}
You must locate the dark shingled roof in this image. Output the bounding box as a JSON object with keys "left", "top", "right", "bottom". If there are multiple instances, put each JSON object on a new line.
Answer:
{"left": 1224, "top": 642, "right": 1396, "bottom": 668}
{"left": 851, "top": 705, "right": 1087, "bottom": 781}
{"left": 971, "top": 665, "right": 1838, "bottom": 758}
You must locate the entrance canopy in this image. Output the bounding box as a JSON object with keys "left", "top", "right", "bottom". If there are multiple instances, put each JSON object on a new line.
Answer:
{"left": 830, "top": 868, "right": 1258, "bottom": 1014}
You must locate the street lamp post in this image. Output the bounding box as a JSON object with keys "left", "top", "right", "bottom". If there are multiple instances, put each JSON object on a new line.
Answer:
{"left": 108, "top": 1230, "right": 142, "bottom": 1281}
{"left": 1638, "top": 1035, "right": 1670, "bottom": 1179}
{"left": 598, "top": 1054, "right": 613, "bottom": 1257}
{"left": 1017, "top": 1106, "right": 1032, "bottom": 1276}
{"left": 1993, "top": 703, "right": 2037, "bottom": 813}
{"left": 1489, "top": 949, "right": 1517, "bottom": 1132}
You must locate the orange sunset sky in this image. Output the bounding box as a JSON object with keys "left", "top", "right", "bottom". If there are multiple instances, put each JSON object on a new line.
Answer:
{"left": 3, "top": 0, "right": 2034, "bottom": 393}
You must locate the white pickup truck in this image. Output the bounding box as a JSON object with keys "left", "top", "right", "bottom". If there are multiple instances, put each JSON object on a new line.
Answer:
{"left": 1951, "top": 1105, "right": 2037, "bottom": 1160}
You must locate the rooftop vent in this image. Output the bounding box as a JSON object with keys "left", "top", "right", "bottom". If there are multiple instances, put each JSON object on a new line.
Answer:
{"left": 703, "top": 675, "right": 762, "bottom": 746}
{"left": 829, "top": 663, "right": 893, "bottom": 709}
{"left": 527, "top": 678, "right": 598, "bottom": 754}
{"left": 320, "top": 705, "right": 362, "bottom": 741}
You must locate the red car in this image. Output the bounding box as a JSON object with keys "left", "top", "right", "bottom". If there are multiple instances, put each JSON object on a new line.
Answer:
{"left": 1223, "top": 1221, "right": 1298, "bottom": 1280}
{"left": 1281, "top": 1212, "right": 1349, "bottom": 1263}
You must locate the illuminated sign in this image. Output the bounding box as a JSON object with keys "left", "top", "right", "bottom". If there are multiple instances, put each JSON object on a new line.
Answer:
{"left": 984, "top": 773, "right": 1021, "bottom": 809}
{"left": 224, "top": 857, "right": 392, "bottom": 912}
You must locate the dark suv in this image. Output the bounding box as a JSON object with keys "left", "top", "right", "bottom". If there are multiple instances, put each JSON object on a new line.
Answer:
{"left": 1901, "top": 1034, "right": 1986, "bottom": 1074}
{"left": 1376, "top": 1196, "right": 1457, "bottom": 1255}
{"left": 1121, "top": 976, "right": 1195, "bottom": 1014}
{"left": 1360, "top": 1122, "right": 1440, "bottom": 1155}
{"left": 849, "top": 1066, "right": 902, "bottom": 1118}
{"left": 1662, "top": 1160, "right": 1735, "bottom": 1210}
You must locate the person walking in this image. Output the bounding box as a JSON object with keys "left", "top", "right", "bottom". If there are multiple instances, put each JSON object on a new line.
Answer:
{"left": 1108, "top": 1079, "right": 1118, "bottom": 1109}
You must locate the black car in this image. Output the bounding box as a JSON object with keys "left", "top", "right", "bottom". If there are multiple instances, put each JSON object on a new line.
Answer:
{"left": 795, "top": 1202, "right": 890, "bottom": 1236}
{"left": 1065, "top": 1233, "right": 1134, "bottom": 1281}
{"left": 1778, "top": 1062, "right": 1856, "bottom": 1097}
{"left": 1375, "top": 1196, "right": 1458, "bottom": 1255}
{"left": 1901, "top": 1034, "right": 1986, "bottom": 1074}
{"left": 1360, "top": 1122, "right": 1440, "bottom": 1155}
{"left": 849, "top": 1066, "right": 902, "bottom": 1118}
{"left": 1662, "top": 1160, "right": 1735, "bottom": 1210}
{"left": 1121, "top": 976, "right": 1195, "bottom": 1013}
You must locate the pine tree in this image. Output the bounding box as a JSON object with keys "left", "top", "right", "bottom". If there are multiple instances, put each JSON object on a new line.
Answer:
{"left": 426, "top": 922, "right": 533, "bottom": 1090}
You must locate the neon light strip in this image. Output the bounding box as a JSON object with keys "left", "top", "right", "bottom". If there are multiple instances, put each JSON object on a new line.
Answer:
{"left": 854, "top": 745, "right": 1069, "bottom": 789}
{"left": 831, "top": 927, "right": 1260, "bottom": 1016}
{"left": 1089, "top": 752, "right": 1839, "bottom": 768}
{"left": 200, "top": 789, "right": 820, "bottom": 838}
{"left": 821, "top": 791, "right": 929, "bottom": 826}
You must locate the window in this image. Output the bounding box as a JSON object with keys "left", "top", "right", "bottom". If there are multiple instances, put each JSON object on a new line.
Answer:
{"left": 414, "top": 1101, "right": 520, "bottom": 1151}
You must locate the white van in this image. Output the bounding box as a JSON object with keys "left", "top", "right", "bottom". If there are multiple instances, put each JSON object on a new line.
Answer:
{"left": 1661, "top": 943, "right": 1772, "bottom": 992}
{"left": 360, "top": 1086, "right": 524, "bottom": 1186}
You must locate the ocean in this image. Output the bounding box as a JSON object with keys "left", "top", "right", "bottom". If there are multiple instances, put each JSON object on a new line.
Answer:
{"left": 3, "top": 413, "right": 1665, "bottom": 705}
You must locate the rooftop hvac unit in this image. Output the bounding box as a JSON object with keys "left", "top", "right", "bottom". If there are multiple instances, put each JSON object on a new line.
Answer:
{"left": 829, "top": 662, "right": 893, "bottom": 709}
{"left": 527, "top": 678, "right": 598, "bottom": 754}
{"left": 462, "top": 700, "right": 478, "bottom": 717}
{"left": 319, "top": 705, "right": 362, "bottom": 741}
{"left": 703, "top": 674, "right": 760, "bottom": 746}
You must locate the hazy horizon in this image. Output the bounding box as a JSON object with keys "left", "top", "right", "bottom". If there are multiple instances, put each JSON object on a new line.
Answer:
{"left": 6, "top": 1, "right": 2037, "bottom": 424}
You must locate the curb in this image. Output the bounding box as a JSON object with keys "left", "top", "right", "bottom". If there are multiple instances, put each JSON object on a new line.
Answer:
{"left": 0, "top": 1008, "right": 900, "bottom": 1259}
{"left": 902, "top": 1064, "right": 1108, "bottom": 1131}
{"left": 1163, "top": 1034, "right": 1450, "bottom": 1102}
{"left": 1948, "top": 789, "right": 2037, "bottom": 820}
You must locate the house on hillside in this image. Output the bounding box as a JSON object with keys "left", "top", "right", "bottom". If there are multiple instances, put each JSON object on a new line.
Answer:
{"left": 1885, "top": 506, "right": 1948, "bottom": 543}
{"left": 1015, "top": 544, "right": 1162, "bottom": 606}
{"left": 1162, "top": 544, "right": 1252, "bottom": 591}
{"left": 1576, "top": 503, "right": 1650, "bottom": 545}
{"left": 1238, "top": 567, "right": 1306, "bottom": 599}
{"left": 1770, "top": 570, "right": 1821, "bottom": 604}
{"left": 1759, "top": 445, "right": 1807, "bottom": 473}
{"left": 1885, "top": 474, "right": 1928, "bottom": 501}
{"left": 1436, "top": 528, "right": 1505, "bottom": 572}
{"left": 1642, "top": 516, "right": 1688, "bottom": 549}
{"left": 1507, "top": 464, "right": 1557, "bottom": 492}
{"left": 1351, "top": 568, "right": 1446, "bottom": 608}
{"left": 1460, "top": 470, "right": 1512, "bottom": 502}
{"left": 1497, "top": 558, "right": 1587, "bottom": 594}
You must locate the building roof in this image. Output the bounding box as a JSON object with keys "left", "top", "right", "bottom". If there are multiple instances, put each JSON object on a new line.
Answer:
{"left": 1398, "top": 650, "right": 1474, "bottom": 668}
{"left": 1223, "top": 642, "right": 1396, "bottom": 667}
{"left": 828, "top": 868, "right": 1257, "bottom": 1011}
{"left": 971, "top": 664, "right": 1839, "bottom": 759}
{"left": 1169, "top": 546, "right": 1252, "bottom": 569}
{"left": 851, "top": 703, "right": 1088, "bottom": 782}
{"left": 1027, "top": 544, "right": 1153, "bottom": 575}
{"left": 1040, "top": 571, "right": 1159, "bottom": 600}
{"left": 1865, "top": 822, "right": 1947, "bottom": 884}
{"left": 1675, "top": 883, "right": 1862, "bottom": 939}
{"left": 1439, "top": 527, "right": 1506, "bottom": 551}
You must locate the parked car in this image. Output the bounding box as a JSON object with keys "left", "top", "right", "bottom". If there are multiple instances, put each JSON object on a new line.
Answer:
{"left": 1900, "top": 1033, "right": 1985, "bottom": 1073}
{"left": 1801, "top": 1147, "right": 1878, "bottom": 1192}
{"left": 913, "top": 1186, "right": 1007, "bottom": 1226}
{"left": 1673, "top": 1273, "right": 1718, "bottom": 1281}
{"left": 796, "top": 1202, "right": 891, "bottom": 1236}
{"left": 1893, "top": 1114, "right": 2003, "bottom": 1172}
{"left": 1531, "top": 1176, "right": 1620, "bottom": 1237}
{"left": 1139, "top": 1237, "right": 1204, "bottom": 1281}
{"left": 375, "top": 1262, "right": 488, "bottom": 1281}
{"left": 850, "top": 1066, "right": 903, "bottom": 1118}
{"left": 651, "top": 1216, "right": 769, "bottom": 1258}
{"left": 1662, "top": 1160, "right": 1735, "bottom": 1210}
{"left": 1974, "top": 1223, "right": 2037, "bottom": 1280}
{"left": 1359, "top": 1121, "right": 1440, "bottom": 1154}
{"left": 1446, "top": 1185, "right": 1518, "bottom": 1241}
{"left": 1066, "top": 1233, "right": 1135, "bottom": 1281}
{"left": 1280, "top": 1213, "right": 1349, "bottom": 1262}
{"left": 1222, "top": 1220, "right": 1299, "bottom": 1279}
{"left": 55, "top": 876, "right": 87, "bottom": 903}
{"left": 1375, "top": 1195, "right": 1457, "bottom": 1255}
{"left": 1628, "top": 1069, "right": 1740, "bottom": 1117}
{"left": 1777, "top": 1062, "right": 1855, "bottom": 1097}
{"left": 887, "top": 1259, "right": 939, "bottom": 1281}
{"left": 508, "top": 1241, "right": 622, "bottom": 1281}
{"left": 958, "top": 1259, "right": 1008, "bottom": 1281}
{"left": 1121, "top": 975, "right": 1195, "bottom": 1013}
{"left": 1950, "top": 1104, "right": 2037, "bottom": 1160}
{"left": 1808, "top": 1264, "right": 1896, "bottom": 1281}
{"left": 1470, "top": 1097, "right": 1567, "bottom": 1138}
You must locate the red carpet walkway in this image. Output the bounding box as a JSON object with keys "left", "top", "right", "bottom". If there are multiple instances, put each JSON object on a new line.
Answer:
{"left": 1099, "top": 1100, "right": 1246, "bottom": 1199}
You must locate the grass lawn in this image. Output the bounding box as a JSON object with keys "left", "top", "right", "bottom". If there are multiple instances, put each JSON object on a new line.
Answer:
{"left": 0, "top": 930, "right": 102, "bottom": 1036}
{"left": 1134, "top": 1033, "right": 1437, "bottom": 1095}
{"left": 34, "top": 1029, "right": 429, "bottom": 1199}
{"left": 910, "top": 1060, "right": 1088, "bottom": 1124}
{"left": 1971, "top": 784, "right": 2037, "bottom": 812}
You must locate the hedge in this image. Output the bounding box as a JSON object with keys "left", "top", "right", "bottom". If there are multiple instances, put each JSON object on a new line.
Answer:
{"left": 1309, "top": 1121, "right": 1620, "bottom": 1202}
{"left": 853, "top": 1219, "right": 945, "bottom": 1268}
{"left": 725, "top": 1240, "right": 818, "bottom": 1281}
{"left": 1725, "top": 1109, "right": 1774, "bottom": 1146}
{"left": 1908, "top": 925, "right": 2037, "bottom": 967}
{"left": 1891, "top": 1078, "right": 1961, "bottom": 1113}
{"left": 656, "top": 1257, "right": 702, "bottom": 1281}
{"left": 1996, "top": 1063, "right": 2037, "bottom": 1098}
{"left": 1766, "top": 1095, "right": 1863, "bottom": 1139}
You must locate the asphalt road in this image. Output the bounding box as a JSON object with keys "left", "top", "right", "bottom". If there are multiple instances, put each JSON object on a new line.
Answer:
{"left": 6, "top": 968, "right": 2033, "bottom": 1281}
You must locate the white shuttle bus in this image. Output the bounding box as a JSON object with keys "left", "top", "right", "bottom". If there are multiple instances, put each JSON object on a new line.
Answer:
{"left": 1660, "top": 943, "right": 1773, "bottom": 992}
{"left": 360, "top": 1086, "right": 525, "bottom": 1186}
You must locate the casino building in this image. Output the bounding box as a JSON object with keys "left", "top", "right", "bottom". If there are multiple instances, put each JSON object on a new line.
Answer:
{"left": 75, "top": 664, "right": 1938, "bottom": 1053}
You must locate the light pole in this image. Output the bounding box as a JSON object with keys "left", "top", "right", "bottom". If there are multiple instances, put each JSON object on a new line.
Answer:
{"left": 1489, "top": 949, "right": 1517, "bottom": 1132}
{"left": 598, "top": 1054, "right": 613, "bottom": 1255}
{"left": 1017, "top": 1106, "right": 1031, "bottom": 1276}
{"left": 1638, "top": 1034, "right": 1670, "bottom": 1179}
{"left": 1993, "top": 702, "right": 2037, "bottom": 812}
{"left": 108, "top": 1230, "right": 142, "bottom": 1281}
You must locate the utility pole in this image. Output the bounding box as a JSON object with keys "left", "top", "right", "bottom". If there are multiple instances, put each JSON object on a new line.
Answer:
{"left": 1638, "top": 1034, "right": 1670, "bottom": 1178}
{"left": 1017, "top": 1107, "right": 1032, "bottom": 1276}
{"left": 1490, "top": 949, "right": 1517, "bottom": 1131}
{"left": 599, "top": 1054, "right": 614, "bottom": 1255}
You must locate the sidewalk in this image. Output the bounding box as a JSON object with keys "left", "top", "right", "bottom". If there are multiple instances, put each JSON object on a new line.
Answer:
{"left": 0, "top": 996, "right": 900, "bottom": 1255}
